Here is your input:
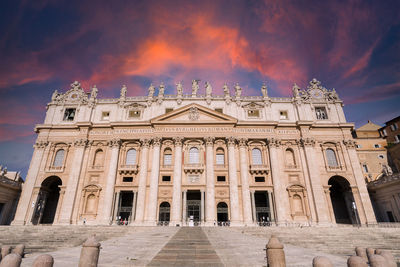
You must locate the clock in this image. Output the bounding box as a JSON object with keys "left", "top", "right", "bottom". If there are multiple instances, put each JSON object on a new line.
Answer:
{"left": 310, "top": 89, "right": 323, "bottom": 99}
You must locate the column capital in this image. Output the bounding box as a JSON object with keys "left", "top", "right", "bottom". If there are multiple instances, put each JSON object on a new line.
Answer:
{"left": 268, "top": 138, "right": 281, "bottom": 148}
{"left": 34, "top": 140, "right": 48, "bottom": 149}
{"left": 173, "top": 136, "right": 184, "bottom": 146}
{"left": 227, "top": 136, "right": 236, "bottom": 146}
{"left": 108, "top": 138, "right": 121, "bottom": 148}
{"left": 152, "top": 137, "right": 162, "bottom": 147}
{"left": 343, "top": 139, "right": 356, "bottom": 149}
{"left": 238, "top": 138, "right": 248, "bottom": 147}
{"left": 140, "top": 138, "right": 151, "bottom": 148}
{"left": 300, "top": 137, "right": 315, "bottom": 147}
{"left": 74, "top": 139, "right": 88, "bottom": 147}
{"left": 204, "top": 136, "right": 215, "bottom": 146}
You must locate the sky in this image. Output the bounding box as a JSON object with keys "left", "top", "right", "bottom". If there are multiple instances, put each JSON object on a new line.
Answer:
{"left": 0, "top": 0, "right": 399, "bottom": 177}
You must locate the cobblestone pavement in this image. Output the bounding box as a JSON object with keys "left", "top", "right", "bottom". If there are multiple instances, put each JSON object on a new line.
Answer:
{"left": 20, "top": 226, "right": 349, "bottom": 266}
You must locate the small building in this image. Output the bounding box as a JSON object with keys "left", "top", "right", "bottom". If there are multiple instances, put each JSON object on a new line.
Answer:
{"left": 379, "top": 116, "right": 400, "bottom": 173}
{"left": 353, "top": 121, "right": 388, "bottom": 182}
{"left": 0, "top": 166, "right": 24, "bottom": 225}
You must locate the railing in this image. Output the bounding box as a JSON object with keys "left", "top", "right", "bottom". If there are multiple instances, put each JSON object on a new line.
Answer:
{"left": 376, "top": 222, "right": 400, "bottom": 228}
{"left": 183, "top": 163, "right": 204, "bottom": 174}
{"left": 217, "top": 221, "right": 230, "bottom": 226}
{"left": 161, "top": 164, "right": 173, "bottom": 169}
{"left": 328, "top": 165, "right": 342, "bottom": 170}
{"left": 249, "top": 164, "right": 269, "bottom": 174}
{"left": 119, "top": 164, "right": 138, "bottom": 174}
{"left": 47, "top": 166, "right": 64, "bottom": 172}
{"left": 214, "top": 164, "right": 227, "bottom": 169}
{"left": 157, "top": 221, "right": 170, "bottom": 226}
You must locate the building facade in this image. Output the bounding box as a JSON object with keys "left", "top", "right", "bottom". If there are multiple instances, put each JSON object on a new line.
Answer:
{"left": 379, "top": 116, "right": 400, "bottom": 173}
{"left": 353, "top": 121, "right": 389, "bottom": 182}
{"left": 12, "top": 79, "right": 377, "bottom": 226}
{"left": 0, "top": 166, "right": 23, "bottom": 225}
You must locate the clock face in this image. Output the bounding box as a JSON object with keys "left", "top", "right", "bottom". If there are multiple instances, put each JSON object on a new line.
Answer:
{"left": 69, "top": 93, "right": 78, "bottom": 100}
{"left": 310, "top": 89, "right": 323, "bottom": 98}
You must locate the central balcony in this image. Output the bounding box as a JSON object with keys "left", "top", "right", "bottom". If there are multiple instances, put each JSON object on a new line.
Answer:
{"left": 183, "top": 163, "right": 204, "bottom": 174}
{"left": 119, "top": 164, "right": 138, "bottom": 175}
{"left": 249, "top": 164, "right": 269, "bottom": 175}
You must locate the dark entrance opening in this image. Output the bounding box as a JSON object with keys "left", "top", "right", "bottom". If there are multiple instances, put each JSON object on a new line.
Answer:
{"left": 158, "top": 202, "right": 170, "bottom": 225}
{"left": 328, "top": 176, "right": 359, "bottom": 224}
{"left": 255, "top": 191, "right": 271, "bottom": 223}
{"left": 187, "top": 190, "right": 201, "bottom": 223}
{"left": 32, "top": 176, "right": 62, "bottom": 225}
{"left": 117, "top": 191, "right": 133, "bottom": 222}
{"left": 217, "top": 202, "right": 229, "bottom": 223}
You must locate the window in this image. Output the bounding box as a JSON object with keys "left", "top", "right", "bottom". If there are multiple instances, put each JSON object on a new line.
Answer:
{"left": 217, "top": 176, "right": 226, "bottom": 182}
{"left": 255, "top": 176, "right": 265, "bottom": 182}
{"left": 279, "top": 111, "right": 288, "bottom": 120}
{"left": 125, "top": 149, "right": 137, "bottom": 165}
{"left": 362, "top": 164, "right": 369, "bottom": 173}
{"left": 374, "top": 144, "right": 381, "bottom": 148}
{"left": 165, "top": 108, "right": 173, "bottom": 114}
{"left": 102, "top": 111, "right": 110, "bottom": 120}
{"left": 356, "top": 144, "right": 362, "bottom": 148}
{"left": 53, "top": 149, "right": 65, "bottom": 167}
{"left": 382, "top": 129, "right": 387, "bottom": 136}
{"left": 189, "top": 147, "right": 199, "bottom": 164}
{"left": 163, "top": 148, "right": 172, "bottom": 166}
{"left": 216, "top": 148, "right": 225, "bottom": 165}
{"left": 378, "top": 155, "right": 385, "bottom": 159}
{"left": 247, "top": 110, "right": 260, "bottom": 118}
{"left": 251, "top": 148, "right": 262, "bottom": 165}
{"left": 123, "top": 177, "right": 133, "bottom": 182}
{"left": 93, "top": 149, "right": 104, "bottom": 166}
{"left": 129, "top": 110, "right": 141, "bottom": 118}
{"left": 162, "top": 176, "right": 171, "bottom": 182}
{"left": 63, "top": 108, "right": 76, "bottom": 121}
{"left": 326, "top": 148, "right": 338, "bottom": 167}
{"left": 315, "top": 107, "right": 328, "bottom": 120}
{"left": 390, "top": 123, "right": 398, "bottom": 131}
{"left": 215, "top": 108, "right": 223, "bottom": 113}
{"left": 395, "top": 135, "right": 400, "bottom": 143}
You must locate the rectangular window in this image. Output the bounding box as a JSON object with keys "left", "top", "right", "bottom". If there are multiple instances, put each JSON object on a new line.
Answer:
{"left": 0, "top": 203, "right": 4, "bottom": 220}
{"left": 247, "top": 110, "right": 260, "bottom": 118}
{"left": 217, "top": 176, "right": 226, "bottom": 182}
{"left": 374, "top": 144, "right": 381, "bottom": 148}
{"left": 382, "top": 129, "right": 387, "bottom": 136}
{"left": 215, "top": 108, "right": 223, "bottom": 113}
{"left": 362, "top": 164, "right": 369, "bottom": 173}
{"left": 390, "top": 123, "right": 398, "bottom": 131}
{"left": 315, "top": 107, "right": 328, "bottom": 120}
{"left": 216, "top": 154, "right": 225, "bottom": 165}
{"left": 102, "top": 111, "right": 110, "bottom": 120}
{"left": 162, "top": 176, "right": 171, "bottom": 182}
{"left": 165, "top": 108, "right": 173, "bottom": 114}
{"left": 63, "top": 108, "right": 76, "bottom": 121}
{"left": 395, "top": 135, "right": 400, "bottom": 143}
{"left": 123, "top": 177, "right": 133, "bottom": 182}
{"left": 279, "top": 111, "right": 288, "bottom": 120}
{"left": 255, "top": 176, "right": 265, "bottom": 182}
{"left": 129, "top": 110, "right": 141, "bottom": 118}
{"left": 164, "top": 154, "right": 172, "bottom": 165}
{"left": 356, "top": 144, "right": 362, "bottom": 148}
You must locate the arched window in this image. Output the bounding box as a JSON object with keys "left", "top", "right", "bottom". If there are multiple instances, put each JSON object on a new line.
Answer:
{"left": 285, "top": 149, "right": 296, "bottom": 166}
{"left": 163, "top": 148, "right": 172, "bottom": 166}
{"left": 53, "top": 149, "right": 65, "bottom": 167}
{"left": 189, "top": 147, "right": 199, "bottom": 164}
{"left": 326, "top": 148, "right": 338, "bottom": 167}
{"left": 252, "top": 148, "right": 262, "bottom": 165}
{"left": 93, "top": 149, "right": 104, "bottom": 166}
{"left": 126, "top": 149, "right": 137, "bottom": 165}
{"left": 216, "top": 148, "right": 225, "bottom": 165}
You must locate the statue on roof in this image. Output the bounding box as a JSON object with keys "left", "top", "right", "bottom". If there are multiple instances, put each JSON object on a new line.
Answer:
{"left": 120, "top": 85, "right": 127, "bottom": 99}
{"left": 234, "top": 82, "right": 242, "bottom": 98}
{"left": 51, "top": 90, "right": 59, "bottom": 101}
{"left": 205, "top": 81, "right": 212, "bottom": 96}
{"left": 158, "top": 82, "right": 165, "bottom": 96}
{"left": 261, "top": 83, "right": 268, "bottom": 98}
{"left": 148, "top": 83, "right": 155, "bottom": 97}
{"left": 90, "top": 85, "right": 98, "bottom": 99}
{"left": 176, "top": 81, "right": 183, "bottom": 96}
{"left": 292, "top": 83, "right": 300, "bottom": 98}
{"left": 192, "top": 79, "right": 199, "bottom": 96}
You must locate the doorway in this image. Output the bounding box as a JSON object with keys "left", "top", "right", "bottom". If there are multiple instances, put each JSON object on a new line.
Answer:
{"left": 217, "top": 202, "right": 229, "bottom": 223}
{"left": 32, "top": 176, "right": 62, "bottom": 225}
{"left": 159, "top": 202, "right": 170, "bottom": 224}
{"left": 186, "top": 191, "right": 201, "bottom": 223}
{"left": 255, "top": 191, "right": 271, "bottom": 223}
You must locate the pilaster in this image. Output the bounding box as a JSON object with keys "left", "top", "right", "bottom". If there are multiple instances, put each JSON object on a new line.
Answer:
{"left": 205, "top": 136, "right": 216, "bottom": 225}
{"left": 227, "top": 137, "right": 241, "bottom": 225}
{"left": 171, "top": 137, "right": 183, "bottom": 225}
{"left": 134, "top": 139, "right": 150, "bottom": 224}
{"left": 145, "top": 137, "right": 161, "bottom": 224}
{"left": 238, "top": 138, "right": 253, "bottom": 225}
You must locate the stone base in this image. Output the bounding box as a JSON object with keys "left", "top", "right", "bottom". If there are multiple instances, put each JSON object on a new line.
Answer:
{"left": 10, "top": 220, "right": 26, "bottom": 226}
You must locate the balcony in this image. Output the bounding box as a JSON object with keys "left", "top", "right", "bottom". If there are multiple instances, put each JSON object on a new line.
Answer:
{"left": 214, "top": 164, "right": 227, "bottom": 170}
{"left": 249, "top": 164, "right": 269, "bottom": 175}
{"left": 160, "top": 164, "right": 173, "bottom": 170}
{"left": 119, "top": 164, "right": 138, "bottom": 175}
{"left": 46, "top": 166, "right": 64, "bottom": 172}
{"left": 183, "top": 163, "right": 204, "bottom": 174}
{"left": 328, "top": 165, "right": 342, "bottom": 171}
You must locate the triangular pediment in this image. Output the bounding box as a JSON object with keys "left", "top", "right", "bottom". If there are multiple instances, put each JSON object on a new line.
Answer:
{"left": 151, "top": 103, "right": 237, "bottom": 125}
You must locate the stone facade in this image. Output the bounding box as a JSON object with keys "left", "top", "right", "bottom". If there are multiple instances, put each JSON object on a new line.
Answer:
{"left": 0, "top": 166, "right": 23, "bottom": 225}
{"left": 12, "top": 79, "right": 377, "bottom": 226}
{"left": 379, "top": 116, "right": 400, "bottom": 173}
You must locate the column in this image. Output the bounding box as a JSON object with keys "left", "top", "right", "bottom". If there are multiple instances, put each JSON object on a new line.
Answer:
{"left": 201, "top": 190, "right": 205, "bottom": 224}
{"left": 58, "top": 139, "right": 87, "bottom": 225}
{"left": 227, "top": 137, "right": 241, "bottom": 224}
{"left": 171, "top": 137, "right": 183, "bottom": 225}
{"left": 205, "top": 137, "right": 216, "bottom": 225}
{"left": 112, "top": 191, "right": 121, "bottom": 224}
{"left": 344, "top": 140, "right": 377, "bottom": 224}
{"left": 134, "top": 139, "right": 150, "bottom": 223}
{"left": 238, "top": 138, "right": 253, "bottom": 225}
{"left": 99, "top": 139, "right": 121, "bottom": 225}
{"left": 301, "top": 138, "right": 330, "bottom": 224}
{"left": 250, "top": 190, "right": 256, "bottom": 222}
{"left": 268, "top": 191, "right": 275, "bottom": 222}
{"left": 145, "top": 137, "right": 161, "bottom": 224}
{"left": 131, "top": 191, "right": 137, "bottom": 224}
{"left": 182, "top": 190, "right": 187, "bottom": 224}
{"left": 12, "top": 141, "right": 48, "bottom": 225}
{"left": 268, "top": 138, "right": 288, "bottom": 224}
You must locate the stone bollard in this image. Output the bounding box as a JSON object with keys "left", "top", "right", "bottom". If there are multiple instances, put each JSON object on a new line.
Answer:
{"left": 366, "top": 248, "right": 375, "bottom": 262}
{"left": 0, "top": 253, "right": 22, "bottom": 267}
{"left": 347, "top": 256, "right": 368, "bottom": 267}
{"left": 374, "top": 249, "right": 382, "bottom": 255}
{"left": 355, "top": 247, "right": 368, "bottom": 263}
{"left": 12, "top": 244, "right": 25, "bottom": 258}
{"left": 369, "top": 254, "right": 388, "bottom": 267}
{"left": 312, "top": 256, "right": 333, "bottom": 267}
{"left": 32, "top": 254, "right": 54, "bottom": 267}
{"left": 266, "top": 235, "right": 286, "bottom": 267}
{"left": 1, "top": 246, "right": 11, "bottom": 260}
{"left": 78, "top": 235, "right": 101, "bottom": 267}
{"left": 376, "top": 251, "right": 396, "bottom": 267}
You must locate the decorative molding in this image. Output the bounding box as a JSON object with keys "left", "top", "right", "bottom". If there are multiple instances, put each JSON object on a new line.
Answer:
{"left": 343, "top": 139, "right": 356, "bottom": 148}
{"left": 34, "top": 140, "right": 49, "bottom": 149}
{"left": 227, "top": 136, "right": 236, "bottom": 146}
{"left": 108, "top": 139, "right": 121, "bottom": 148}
{"left": 173, "top": 136, "right": 184, "bottom": 146}
{"left": 74, "top": 139, "right": 88, "bottom": 147}
{"left": 188, "top": 107, "right": 199, "bottom": 121}
{"left": 300, "top": 138, "right": 315, "bottom": 147}
{"left": 238, "top": 138, "right": 248, "bottom": 147}
{"left": 140, "top": 138, "right": 151, "bottom": 148}
{"left": 152, "top": 137, "right": 162, "bottom": 147}
{"left": 268, "top": 138, "right": 281, "bottom": 148}
{"left": 204, "top": 136, "right": 215, "bottom": 146}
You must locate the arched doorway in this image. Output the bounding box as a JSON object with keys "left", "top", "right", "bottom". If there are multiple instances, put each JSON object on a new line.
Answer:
{"left": 158, "top": 202, "right": 170, "bottom": 225}
{"left": 328, "top": 176, "right": 359, "bottom": 224}
{"left": 31, "top": 176, "right": 62, "bottom": 225}
{"left": 217, "top": 202, "right": 229, "bottom": 223}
